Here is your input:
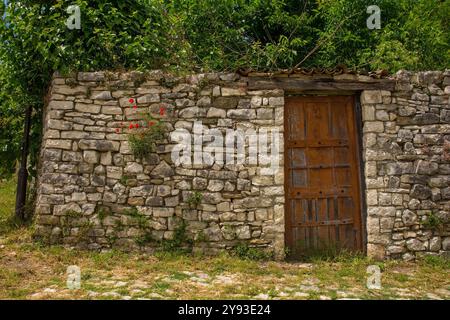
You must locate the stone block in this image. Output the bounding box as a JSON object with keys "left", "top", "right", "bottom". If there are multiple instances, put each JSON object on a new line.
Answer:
{"left": 361, "top": 90, "right": 382, "bottom": 104}
{"left": 75, "top": 103, "right": 101, "bottom": 114}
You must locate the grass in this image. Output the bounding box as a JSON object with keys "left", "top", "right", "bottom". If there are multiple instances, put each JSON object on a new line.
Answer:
{"left": 0, "top": 178, "right": 449, "bottom": 300}
{"left": 0, "top": 179, "right": 16, "bottom": 217}
{"left": 0, "top": 237, "right": 448, "bottom": 300}
{"left": 0, "top": 177, "right": 34, "bottom": 235}
{"left": 0, "top": 178, "right": 19, "bottom": 234}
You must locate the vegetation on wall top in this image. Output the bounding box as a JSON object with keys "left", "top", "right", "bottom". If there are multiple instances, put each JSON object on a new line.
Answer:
{"left": 0, "top": 0, "right": 449, "bottom": 177}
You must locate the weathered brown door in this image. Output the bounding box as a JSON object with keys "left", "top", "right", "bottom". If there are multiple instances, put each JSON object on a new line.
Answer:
{"left": 284, "top": 96, "right": 363, "bottom": 257}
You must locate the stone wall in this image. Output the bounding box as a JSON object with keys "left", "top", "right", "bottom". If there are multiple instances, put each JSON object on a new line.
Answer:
{"left": 35, "top": 70, "right": 450, "bottom": 260}
{"left": 363, "top": 70, "right": 450, "bottom": 260}
{"left": 34, "top": 71, "right": 286, "bottom": 258}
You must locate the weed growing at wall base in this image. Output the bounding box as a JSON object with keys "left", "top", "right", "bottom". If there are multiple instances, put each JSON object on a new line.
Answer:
{"left": 231, "top": 243, "right": 273, "bottom": 261}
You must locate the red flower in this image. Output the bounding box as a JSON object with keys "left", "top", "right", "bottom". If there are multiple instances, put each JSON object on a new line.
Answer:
{"left": 115, "top": 128, "right": 120, "bottom": 133}
{"left": 133, "top": 105, "right": 137, "bottom": 109}
{"left": 135, "top": 123, "right": 139, "bottom": 128}
{"left": 149, "top": 121, "right": 154, "bottom": 126}
{"left": 129, "top": 98, "right": 134, "bottom": 104}
{"left": 129, "top": 124, "right": 134, "bottom": 129}
{"left": 159, "top": 107, "right": 165, "bottom": 115}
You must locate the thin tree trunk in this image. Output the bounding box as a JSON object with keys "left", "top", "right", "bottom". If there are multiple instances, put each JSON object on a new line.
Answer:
{"left": 15, "top": 105, "right": 32, "bottom": 221}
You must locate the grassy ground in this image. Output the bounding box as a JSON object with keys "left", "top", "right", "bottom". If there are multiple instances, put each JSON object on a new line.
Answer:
{"left": 0, "top": 178, "right": 17, "bottom": 234}
{"left": 0, "top": 179, "right": 449, "bottom": 300}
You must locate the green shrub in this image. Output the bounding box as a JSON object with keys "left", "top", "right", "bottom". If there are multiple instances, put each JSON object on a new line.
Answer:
{"left": 123, "top": 207, "right": 148, "bottom": 229}
{"left": 420, "top": 255, "right": 450, "bottom": 269}
{"left": 96, "top": 207, "right": 110, "bottom": 221}
{"left": 160, "top": 220, "right": 193, "bottom": 253}
{"left": 186, "top": 191, "right": 203, "bottom": 208}
{"left": 231, "top": 243, "right": 272, "bottom": 261}
{"left": 1, "top": 0, "right": 449, "bottom": 178}
{"left": 128, "top": 114, "right": 165, "bottom": 159}
{"left": 421, "top": 212, "right": 445, "bottom": 230}
{"left": 0, "top": 0, "right": 179, "bottom": 178}
{"left": 135, "top": 232, "right": 155, "bottom": 247}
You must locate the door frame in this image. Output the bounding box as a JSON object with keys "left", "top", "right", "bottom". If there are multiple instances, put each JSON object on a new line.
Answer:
{"left": 283, "top": 93, "right": 367, "bottom": 256}
{"left": 354, "top": 94, "right": 367, "bottom": 254}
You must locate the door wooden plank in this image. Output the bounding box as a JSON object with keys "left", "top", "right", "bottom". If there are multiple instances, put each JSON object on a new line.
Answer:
{"left": 285, "top": 96, "right": 363, "bottom": 257}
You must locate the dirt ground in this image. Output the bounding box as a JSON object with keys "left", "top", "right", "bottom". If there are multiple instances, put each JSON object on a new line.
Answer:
{"left": 0, "top": 229, "right": 449, "bottom": 300}
{"left": 0, "top": 179, "right": 449, "bottom": 300}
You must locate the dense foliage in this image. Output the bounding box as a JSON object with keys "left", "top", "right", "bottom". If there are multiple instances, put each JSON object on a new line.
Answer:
{"left": 0, "top": 0, "right": 449, "bottom": 177}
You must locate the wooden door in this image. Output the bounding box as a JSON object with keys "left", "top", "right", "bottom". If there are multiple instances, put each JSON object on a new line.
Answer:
{"left": 284, "top": 96, "right": 363, "bottom": 257}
